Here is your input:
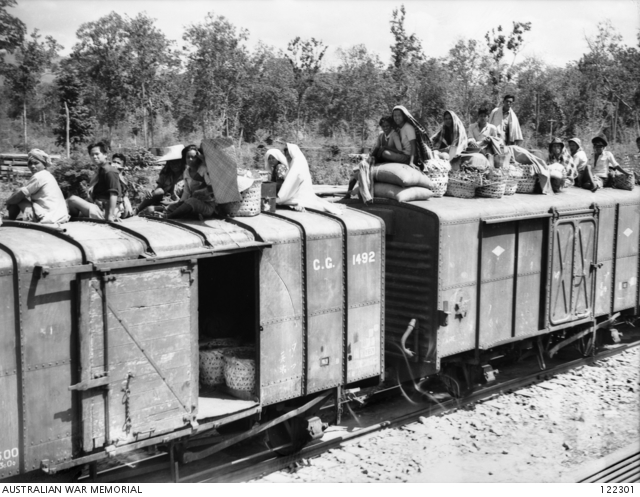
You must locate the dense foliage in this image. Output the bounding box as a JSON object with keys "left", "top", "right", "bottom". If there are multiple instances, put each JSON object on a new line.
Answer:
{"left": 1, "top": 2, "right": 639, "bottom": 156}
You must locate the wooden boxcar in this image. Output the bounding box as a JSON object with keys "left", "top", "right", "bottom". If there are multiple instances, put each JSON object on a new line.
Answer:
{"left": 0, "top": 208, "right": 384, "bottom": 478}
{"left": 349, "top": 186, "right": 640, "bottom": 379}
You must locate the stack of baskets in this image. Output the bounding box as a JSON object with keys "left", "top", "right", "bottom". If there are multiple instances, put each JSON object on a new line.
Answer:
{"left": 199, "top": 343, "right": 256, "bottom": 399}
{"left": 199, "top": 339, "right": 240, "bottom": 388}
{"left": 228, "top": 171, "right": 262, "bottom": 217}
{"left": 423, "top": 159, "right": 451, "bottom": 197}
{"left": 516, "top": 163, "right": 537, "bottom": 193}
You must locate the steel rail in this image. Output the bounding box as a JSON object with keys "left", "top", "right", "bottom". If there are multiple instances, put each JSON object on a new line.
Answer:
{"left": 189, "top": 340, "right": 640, "bottom": 483}
{"left": 80, "top": 339, "right": 640, "bottom": 483}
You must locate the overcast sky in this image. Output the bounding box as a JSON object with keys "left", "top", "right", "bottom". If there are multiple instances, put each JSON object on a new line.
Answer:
{"left": 10, "top": 0, "right": 640, "bottom": 67}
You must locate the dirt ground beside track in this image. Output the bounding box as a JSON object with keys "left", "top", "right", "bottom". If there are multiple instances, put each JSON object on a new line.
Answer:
{"left": 255, "top": 347, "right": 639, "bottom": 483}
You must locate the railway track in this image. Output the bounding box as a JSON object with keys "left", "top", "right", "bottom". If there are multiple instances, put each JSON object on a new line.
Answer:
{"left": 74, "top": 336, "right": 640, "bottom": 484}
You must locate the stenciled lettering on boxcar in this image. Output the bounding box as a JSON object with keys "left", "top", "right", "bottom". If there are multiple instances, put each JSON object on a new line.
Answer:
{"left": 0, "top": 447, "right": 19, "bottom": 471}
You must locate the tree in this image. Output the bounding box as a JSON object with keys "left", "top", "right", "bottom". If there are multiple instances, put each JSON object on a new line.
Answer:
{"left": 0, "top": 0, "right": 25, "bottom": 54}
{"left": 72, "top": 12, "right": 130, "bottom": 138}
{"left": 124, "top": 13, "right": 178, "bottom": 147}
{"left": 389, "top": 4, "right": 423, "bottom": 69}
{"left": 485, "top": 21, "right": 532, "bottom": 100}
{"left": 388, "top": 4, "right": 424, "bottom": 104}
{"left": 578, "top": 21, "right": 639, "bottom": 142}
{"left": 285, "top": 37, "right": 328, "bottom": 135}
{"left": 53, "top": 60, "right": 97, "bottom": 149}
{"left": 183, "top": 13, "right": 250, "bottom": 138}
{"left": 239, "top": 43, "right": 296, "bottom": 139}
{"left": 71, "top": 12, "right": 177, "bottom": 145}
{"left": 446, "top": 39, "right": 491, "bottom": 121}
{"left": 1, "top": 29, "right": 61, "bottom": 149}
{"left": 333, "top": 45, "right": 390, "bottom": 145}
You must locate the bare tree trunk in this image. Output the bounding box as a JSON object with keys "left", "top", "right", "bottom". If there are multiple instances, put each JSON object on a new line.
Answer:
{"left": 142, "top": 84, "right": 148, "bottom": 148}
{"left": 64, "top": 101, "right": 70, "bottom": 158}
{"left": 23, "top": 100, "right": 27, "bottom": 150}
{"left": 612, "top": 103, "right": 617, "bottom": 145}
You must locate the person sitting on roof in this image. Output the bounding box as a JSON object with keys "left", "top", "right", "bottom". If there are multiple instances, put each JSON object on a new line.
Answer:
{"left": 547, "top": 137, "right": 576, "bottom": 189}
{"left": 5, "top": 149, "right": 69, "bottom": 224}
{"left": 578, "top": 133, "right": 629, "bottom": 192}
{"left": 160, "top": 144, "right": 217, "bottom": 219}
{"left": 431, "top": 110, "right": 468, "bottom": 159}
{"left": 136, "top": 147, "right": 185, "bottom": 215}
{"left": 111, "top": 153, "right": 134, "bottom": 218}
{"left": 264, "top": 148, "right": 289, "bottom": 194}
{"left": 347, "top": 116, "right": 402, "bottom": 194}
{"left": 67, "top": 142, "right": 123, "bottom": 221}
{"left": 489, "top": 95, "right": 523, "bottom": 146}
{"left": 468, "top": 107, "right": 499, "bottom": 147}
{"left": 567, "top": 137, "right": 588, "bottom": 181}
{"left": 379, "top": 106, "right": 420, "bottom": 168}
{"left": 371, "top": 116, "right": 403, "bottom": 164}
{"left": 277, "top": 143, "right": 342, "bottom": 214}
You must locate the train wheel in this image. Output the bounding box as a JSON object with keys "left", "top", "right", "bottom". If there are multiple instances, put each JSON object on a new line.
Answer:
{"left": 265, "top": 416, "right": 326, "bottom": 456}
{"left": 440, "top": 366, "right": 464, "bottom": 398}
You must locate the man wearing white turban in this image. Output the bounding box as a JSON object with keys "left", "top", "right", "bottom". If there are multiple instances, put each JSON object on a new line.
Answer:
{"left": 5, "top": 149, "right": 69, "bottom": 224}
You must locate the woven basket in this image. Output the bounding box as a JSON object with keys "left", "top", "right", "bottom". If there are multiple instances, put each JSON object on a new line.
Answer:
{"left": 516, "top": 164, "right": 537, "bottom": 193}
{"left": 223, "top": 347, "right": 256, "bottom": 395}
{"left": 199, "top": 348, "right": 226, "bottom": 387}
{"left": 199, "top": 339, "right": 242, "bottom": 387}
{"left": 504, "top": 179, "right": 519, "bottom": 196}
{"left": 446, "top": 177, "right": 478, "bottom": 198}
{"left": 227, "top": 179, "right": 262, "bottom": 217}
{"left": 612, "top": 172, "right": 635, "bottom": 191}
{"left": 476, "top": 179, "right": 506, "bottom": 199}
{"left": 425, "top": 170, "right": 449, "bottom": 197}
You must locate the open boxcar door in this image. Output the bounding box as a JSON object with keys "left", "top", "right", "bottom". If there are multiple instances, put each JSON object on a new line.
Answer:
{"left": 74, "top": 261, "right": 199, "bottom": 452}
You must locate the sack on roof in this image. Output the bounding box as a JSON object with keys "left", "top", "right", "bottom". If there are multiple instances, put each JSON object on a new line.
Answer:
{"left": 372, "top": 163, "right": 433, "bottom": 189}
{"left": 373, "top": 182, "right": 435, "bottom": 202}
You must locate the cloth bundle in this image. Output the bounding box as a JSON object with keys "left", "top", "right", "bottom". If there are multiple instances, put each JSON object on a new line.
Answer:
{"left": 506, "top": 145, "right": 553, "bottom": 194}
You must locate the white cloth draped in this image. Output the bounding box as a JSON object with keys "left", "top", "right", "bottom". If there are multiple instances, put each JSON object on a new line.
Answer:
{"left": 277, "top": 143, "right": 342, "bottom": 215}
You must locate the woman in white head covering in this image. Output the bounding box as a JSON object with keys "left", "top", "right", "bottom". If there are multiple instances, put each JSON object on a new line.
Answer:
{"left": 264, "top": 149, "right": 289, "bottom": 193}
{"left": 431, "top": 110, "right": 468, "bottom": 159}
{"left": 277, "top": 143, "right": 342, "bottom": 215}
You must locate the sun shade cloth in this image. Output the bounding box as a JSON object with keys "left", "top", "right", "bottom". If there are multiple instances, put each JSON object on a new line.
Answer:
{"left": 201, "top": 138, "right": 242, "bottom": 205}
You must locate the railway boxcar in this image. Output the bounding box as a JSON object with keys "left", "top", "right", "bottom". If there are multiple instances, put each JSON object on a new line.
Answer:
{"left": 348, "top": 186, "right": 640, "bottom": 386}
{"left": 0, "top": 207, "right": 384, "bottom": 479}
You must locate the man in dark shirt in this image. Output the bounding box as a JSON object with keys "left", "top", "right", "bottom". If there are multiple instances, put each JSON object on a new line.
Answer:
{"left": 66, "top": 142, "right": 122, "bottom": 222}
